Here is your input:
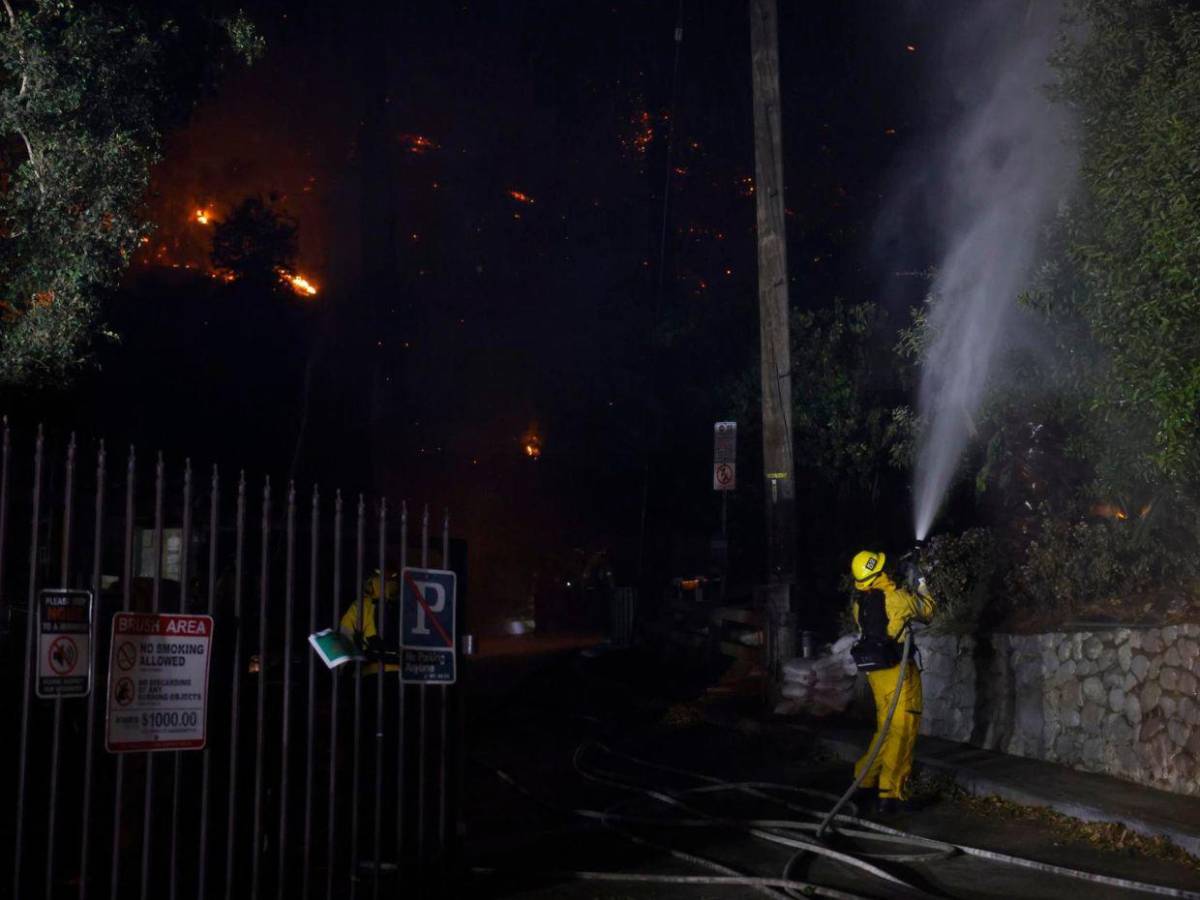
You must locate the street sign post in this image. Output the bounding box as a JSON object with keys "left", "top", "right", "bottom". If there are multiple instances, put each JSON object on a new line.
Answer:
{"left": 105, "top": 612, "right": 214, "bottom": 753}
{"left": 400, "top": 567, "right": 457, "bottom": 684}
{"left": 37, "top": 589, "right": 93, "bottom": 699}
{"left": 713, "top": 421, "right": 737, "bottom": 491}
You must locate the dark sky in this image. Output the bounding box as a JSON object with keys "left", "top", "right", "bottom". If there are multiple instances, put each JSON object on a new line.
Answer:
{"left": 56, "top": 1, "right": 947, "bottom": 618}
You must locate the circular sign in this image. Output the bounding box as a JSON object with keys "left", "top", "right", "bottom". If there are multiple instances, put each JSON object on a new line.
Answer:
{"left": 715, "top": 464, "right": 734, "bottom": 486}
{"left": 114, "top": 677, "right": 135, "bottom": 707}
{"left": 116, "top": 641, "right": 138, "bottom": 672}
{"left": 48, "top": 636, "right": 78, "bottom": 675}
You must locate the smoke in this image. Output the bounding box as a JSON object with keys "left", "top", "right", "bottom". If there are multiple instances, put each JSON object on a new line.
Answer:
{"left": 898, "top": 2, "right": 1077, "bottom": 540}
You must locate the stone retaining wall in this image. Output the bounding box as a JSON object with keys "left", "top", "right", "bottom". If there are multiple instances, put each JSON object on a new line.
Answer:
{"left": 916, "top": 624, "right": 1200, "bottom": 796}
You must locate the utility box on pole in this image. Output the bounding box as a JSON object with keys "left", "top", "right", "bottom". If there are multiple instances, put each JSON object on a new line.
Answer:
{"left": 750, "top": 0, "right": 796, "bottom": 694}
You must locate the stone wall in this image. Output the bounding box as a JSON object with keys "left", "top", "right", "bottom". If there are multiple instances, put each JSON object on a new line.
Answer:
{"left": 916, "top": 624, "right": 1200, "bottom": 796}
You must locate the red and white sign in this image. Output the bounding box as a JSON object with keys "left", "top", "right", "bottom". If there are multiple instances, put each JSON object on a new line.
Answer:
{"left": 713, "top": 421, "right": 737, "bottom": 491}
{"left": 105, "top": 613, "right": 214, "bottom": 753}
{"left": 37, "top": 590, "right": 93, "bottom": 698}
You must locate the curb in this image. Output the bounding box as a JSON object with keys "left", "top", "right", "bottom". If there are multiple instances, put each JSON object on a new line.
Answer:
{"left": 803, "top": 725, "right": 1200, "bottom": 858}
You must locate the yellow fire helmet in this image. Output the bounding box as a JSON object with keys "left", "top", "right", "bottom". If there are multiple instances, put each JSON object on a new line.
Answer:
{"left": 365, "top": 570, "right": 399, "bottom": 601}
{"left": 851, "top": 550, "right": 886, "bottom": 588}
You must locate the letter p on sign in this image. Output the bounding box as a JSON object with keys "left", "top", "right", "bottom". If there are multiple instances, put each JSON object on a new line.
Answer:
{"left": 401, "top": 568, "right": 457, "bottom": 651}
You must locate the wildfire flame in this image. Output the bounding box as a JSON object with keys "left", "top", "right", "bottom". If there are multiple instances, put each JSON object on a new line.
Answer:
{"left": 277, "top": 269, "right": 318, "bottom": 296}
{"left": 507, "top": 189, "right": 535, "bottom": 204}
{"left": 194, "top": 208, "right": 213, "bottom": 225}
{"left": 522, "top": 427, "right": 542, "bottom": 460}
{"left": 1092, "top": 502, "right": 1153, "bottom": 522}
{"left": 1102, "top": 505, "right": 1129, "bottom": 521}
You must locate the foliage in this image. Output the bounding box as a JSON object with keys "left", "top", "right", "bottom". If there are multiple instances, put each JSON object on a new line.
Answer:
{"left": 0, "top": 1, "right": 261, "bottom": 385}
{"left": 917, "top": 528, "right": 998, "bottom": 633}
{"left": 210, "top": 195, "right": 297, "bottom": 287}
{"left": 1012, "top": 501, "right": 1200, "bottom": 612}
{"left": 1053, "top": 0, "right": 1200, "bottom": 483}
{"left": 789, "top": 299, "right": 911, "bottom": 500}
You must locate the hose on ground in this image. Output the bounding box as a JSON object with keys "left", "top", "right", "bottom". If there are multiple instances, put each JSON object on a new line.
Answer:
{"left": 816, "top": 627, "right": 912, "bottom": 840}
{"left": 475, "top": 710, "right": 1200, "bottom": 898}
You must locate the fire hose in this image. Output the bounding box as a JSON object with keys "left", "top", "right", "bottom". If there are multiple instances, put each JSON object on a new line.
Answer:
{"left": 474, "top": 638, "right": 1200, "bottom": 898}
{"left": 816, "top": 625, "right": 914, "bottom": 840}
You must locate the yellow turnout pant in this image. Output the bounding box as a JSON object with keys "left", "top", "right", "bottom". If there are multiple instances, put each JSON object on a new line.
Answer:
{"left": 854, "top": 662, "right": 922, "bottom": 800}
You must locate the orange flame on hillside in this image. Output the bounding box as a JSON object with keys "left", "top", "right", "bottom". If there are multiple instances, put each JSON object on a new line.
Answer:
{"left": 194, "top": 208, "right": 214, "bottom": 225}
{"left": 277, "top": 269, "right": 318, "bottom": 296}
{"left": 507, "top": 189, "right": 535, "bottom": 204}
{"left": 522, "top": 426, "right": 542, "bottom": 460}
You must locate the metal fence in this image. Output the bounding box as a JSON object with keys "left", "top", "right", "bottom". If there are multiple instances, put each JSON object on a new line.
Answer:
{"left": 0, "top": 420, "right": 464, "bottom": 899}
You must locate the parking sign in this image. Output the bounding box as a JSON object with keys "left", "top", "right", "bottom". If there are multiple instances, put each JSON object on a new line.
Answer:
{"left": 400, "top": 567, "right": 457, "bottom": 684}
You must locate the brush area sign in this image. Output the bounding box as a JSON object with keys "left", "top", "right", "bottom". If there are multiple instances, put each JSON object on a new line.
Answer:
{"left": 105, "top": 612, "right": 214, "bottom": 753}
{"left": 37, "top": 589, "right": 93, "bottom": 698}
{"left": 713, "top": 421, "right": 737, "bottom": 491}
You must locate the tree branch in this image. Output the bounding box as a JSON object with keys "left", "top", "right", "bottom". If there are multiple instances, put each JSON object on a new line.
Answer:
{"left": 3, "top": 0, "right": 39, "bottom": 189}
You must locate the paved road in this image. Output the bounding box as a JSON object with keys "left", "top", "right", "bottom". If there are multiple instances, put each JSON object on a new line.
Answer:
{"left": 459, "top": 637, "right": 1200, "bottom": 899}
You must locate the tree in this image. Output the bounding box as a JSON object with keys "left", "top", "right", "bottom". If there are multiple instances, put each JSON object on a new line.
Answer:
{"left": 1053, "top": 0, "right": 1200, "bottom": 482}
{"left": 210, "top": 195, "right": 298, "bottom": 288}
{"left": 0, "top": 1, "right": 262, "bottom": 385}
{"left": 790, "top": 299, "right": 911, "bottom": 500}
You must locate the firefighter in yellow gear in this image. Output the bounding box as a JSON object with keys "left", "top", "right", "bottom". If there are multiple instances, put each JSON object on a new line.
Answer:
{"left": 850, "top": 550, "right": 935, "bottom": 811}
{"left": 339, "top": 570, "right": 400, "bottom": 673}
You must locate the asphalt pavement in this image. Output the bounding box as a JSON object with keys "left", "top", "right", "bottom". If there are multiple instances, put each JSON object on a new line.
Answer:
{"left": 458, "top": 635, "right": 1200, "bottom": 899}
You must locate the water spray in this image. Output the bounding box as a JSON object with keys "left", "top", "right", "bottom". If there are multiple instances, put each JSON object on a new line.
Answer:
{"left": 902, "top": 1, "right": 1076, "bottom": 541}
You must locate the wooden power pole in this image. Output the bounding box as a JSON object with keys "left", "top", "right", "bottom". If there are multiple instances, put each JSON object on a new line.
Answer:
{"left": 750, "top": 0, "right": 797, "bottom": 680}
{"left": 750, "top": 0, "right": 796, "bottom": 590}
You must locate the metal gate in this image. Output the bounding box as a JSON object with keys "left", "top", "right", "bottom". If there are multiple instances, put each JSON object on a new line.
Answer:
{"left": 0, "top": 421, "right": 465, "bottom": 899}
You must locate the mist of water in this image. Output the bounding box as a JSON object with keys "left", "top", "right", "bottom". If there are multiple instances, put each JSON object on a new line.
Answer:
{"left": 907, "top": 2, "right": 1076, "bottom": 541}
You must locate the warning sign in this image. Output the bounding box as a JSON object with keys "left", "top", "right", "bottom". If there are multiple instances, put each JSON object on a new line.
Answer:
{"left": 105, "top": 613, "right": 214, "bottom": 753}
{"left": 37, "top": 589, "right": 93, "bottom": 699}
{"left": 713, "top": 421, "right": 737, "bottom": 491}
{"left": 400, "top": 567, "right": 457, "bottom": 684}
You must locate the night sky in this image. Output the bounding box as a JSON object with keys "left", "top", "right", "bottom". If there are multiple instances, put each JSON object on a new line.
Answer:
{"left": 41, "top": 1, "right": 948, "bottom": 624}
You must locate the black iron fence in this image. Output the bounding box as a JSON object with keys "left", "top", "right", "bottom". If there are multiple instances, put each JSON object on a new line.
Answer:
{"left": 0, "top": 421, "right": 465, "bottom": 899}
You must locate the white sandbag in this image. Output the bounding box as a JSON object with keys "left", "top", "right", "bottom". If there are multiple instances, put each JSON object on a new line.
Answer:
{"left": 831, "top": 633, "right": 857, "bottom": 656}
{"left": 780, "top": 681, "right": 817, "bottom": 700}
{"left": 782, "top": 657, "right": 820, "bottom": 679}
{"left": 783, "top": 671, "right": 818, "bottom": 687}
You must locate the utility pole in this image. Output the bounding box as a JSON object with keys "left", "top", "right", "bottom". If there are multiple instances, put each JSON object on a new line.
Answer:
{"left": 750, "top": 0, "right": 797, "bottom": 670}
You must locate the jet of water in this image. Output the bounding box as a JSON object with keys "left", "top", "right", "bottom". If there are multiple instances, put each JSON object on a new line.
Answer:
{"left": 908, "top": 2, "right": 1076, "bottom": 541}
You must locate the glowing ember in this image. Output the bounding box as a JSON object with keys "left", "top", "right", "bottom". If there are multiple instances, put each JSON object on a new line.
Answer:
{"left": 1091, "top": 503, "right": 1128, "bottom": 521}
{"left": 194, "top": 208, "right": 214, "bottom": 225}
{"left": 905, "top": 44, "right": 917, "bottom": 52}
{"left": 522, "top": 428, "right": 543, "bottom": 460}
{"left": 507, "top": 189, "right": 535, "bottom": 204}
{"left": 626, "top": 110, "right": 655, "bottom": 155}
{"left": 737, "top": 175, "right": 755, "bottom": 197}
{"left": 399, "top": 133, "right": 438, "bottom": 154}
{"left": 276, "top": 268, "right": 318, "bottom": 296}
